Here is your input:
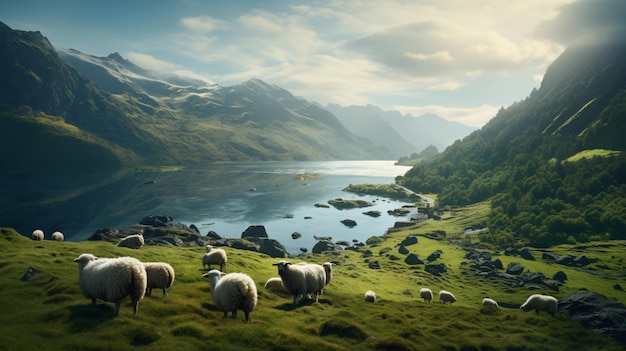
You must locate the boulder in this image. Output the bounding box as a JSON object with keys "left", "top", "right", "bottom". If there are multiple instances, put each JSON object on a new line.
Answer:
{"left": 206, "top": 230, "right": 222, "bottom": 240}
{"left": 368, "top": 260, "right": 381, "bottom": 269}
{"left": 427, "top": 249, "right": 443, "bottom": 262}
{"left": 520, "top": 248, "right": 535, "bottom": 260}
{"left": 398, "top": 244, "right": 409, "bottom": 255}
{"left": 493, "top": 258, "right": 504, "bottom": 270}
{"left": 553, "top": 270, "right": 568, "bottom": 282}
{"left": 559, "top": 290, "right": 626, "bottom": 344}
{"left": 404, "top": 253, "right": 424, "bottom": 265}
{"left": 401, "top": 235, "right": 418, "bottom": 246}
{"left": 506, "top": 262, "right": 524, "bottom": 275}
{"left": 363, "top": 210, "right": 381, "bottom": 217}
{"left": 340, "top": 219, "right": 357, "bottom": 227}
{"left": 425, "top": 263, "right": 447, "bottom": 276}
{"left": 21, "top": 266, "right": 39, "bottom": 282}
{"left": 259, "top": 238, "right": 288, "bottom": 258}
{"left": 291, "top": 232, "right": 302, "bottom": 239}
{"left": 313, "top": 240, "right": 338, "bottom": 254}
{"left": 241, "top": 225, "right": 268, "bottom": 239}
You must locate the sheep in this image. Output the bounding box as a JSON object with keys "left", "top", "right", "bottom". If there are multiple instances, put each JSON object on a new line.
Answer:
{"left": 203, "top": 269, "right": 257, "bottom": 322}
{"left": 203, "top": 245, "right": 227, "bottom": 271}
{"left": 439, "top": 290, "right": 457, "bottom": 304}
{"left": 143, "top": 262, "right": 175, "bottom": 297}
{"left": 51, "top": 231, "right": 64, "bottom": 241}
{"left": 420, "top": 288, "right": 433, "bottom": 303}
{"left": 117, "top": 233, "right": 144, "bottom": 249}
{"left": 322, "top": 262, "right": 335, "bottom": 286}
{"left": 31, "top": 229, "right": 44, "bottom": 241}
{"left": 520, "top": 294, "right": 558, "bottom": 316}
{"left": 364, "top": 290, "right": 377, "bottom": 303}
{"left": 73, "top": 253, "right": 147, "bottom": 316}
{"left": 264, "top": 277, "right": 289, "bottom": 295}
{"left": 273, "top": 260, "right": 326, "bottom": 305}
{"left": 482, "top": 297, "right": 499, "bottom": 308}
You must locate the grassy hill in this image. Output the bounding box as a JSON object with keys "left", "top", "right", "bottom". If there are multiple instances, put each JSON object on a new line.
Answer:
{"left": 1, "top": 207, "right": 625, "bottom": 350}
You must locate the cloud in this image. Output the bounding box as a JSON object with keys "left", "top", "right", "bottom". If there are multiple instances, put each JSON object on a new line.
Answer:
{"left": 126, "top": 52, "right": 179, "bottom": 71}
{"left": 180, "top": 16, "right": 225, "bottom": 33}
{"left": 533, "top": 0, "right": 626, "bottom": 47}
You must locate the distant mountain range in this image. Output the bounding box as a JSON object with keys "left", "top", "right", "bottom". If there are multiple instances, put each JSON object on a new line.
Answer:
{"left": 325, "top": 104, "right": 476, "bottom": 158}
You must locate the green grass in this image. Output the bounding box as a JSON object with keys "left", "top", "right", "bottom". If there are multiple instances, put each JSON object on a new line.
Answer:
{"left": 565, "top": 149, "right": 621, "bottom": 162}
{"left": 1, "top": 219, "right": 625, "bottom": 350}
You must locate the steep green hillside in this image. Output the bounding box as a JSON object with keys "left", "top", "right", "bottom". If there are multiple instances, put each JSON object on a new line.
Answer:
{"left": 1, "top": 215, "right": 625, "bottom": 350}
{"left": 399, "top": 40, "right": 626, "bottom": 247}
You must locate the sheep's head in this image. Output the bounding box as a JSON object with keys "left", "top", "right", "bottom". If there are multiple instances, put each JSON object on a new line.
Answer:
{"left": 206, "top": 245, "right": 213, "bottom": 253}
{"left": 74, "top": 253, "right": 98, "bottom": 270}
{"left": 273, "top": 260, "right": 291, "bottom": 275}
{"left": 322, "top": 262, "right": 335, "bottom": 273}
{"left": 203, "top": 269, "right": 223, "bottom": 290}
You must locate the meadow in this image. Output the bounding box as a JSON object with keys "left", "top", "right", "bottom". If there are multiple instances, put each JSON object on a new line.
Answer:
{"left": 1, "top": 206, "right": 625, "bottom": 350}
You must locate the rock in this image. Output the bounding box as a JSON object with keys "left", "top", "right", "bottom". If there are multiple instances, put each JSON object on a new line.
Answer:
{"left": 314, "top": 203, "right": 330, "bottom": 208}
{"left": 379, "top": 247, "right": 392, "bottom": 255}
{"left": 140, "top": 215, "right": 173, "bottom": 227}
{"left": 300, "top": 247, "right": 308, "bottom": 253}
{"left": 506, "top": 262, "right": 524, "bottom": 275}
{"left": 504, "top": 247, "right": 519, "bottom": 256}
{"left": 553, "top": 270, "right": 568, "bottom": 282}
{"left": 400, "top": 235, "right": 418, "bottom": 246}
{"left": 520, "top": 248, "right": 535, "bottom": 260}
{"left": 363, "top": 210, "right": 381, "bottom": 217}
{"left": 206, "top": 231, "right": 222, "bottom": 240}
{"left": 21, "top": 266, "right": 39, "bottom": 282}
{"left": 425, "top": 263, "right": 447, "bottom": 276}
{"left": 427, "top": 250, "right": 443, "bottom": 262}
{"left": 291, "top": 232, "right": 302, "bottom": 239}
{"left": 189, "top": 224, "right": 200, "bottom": 233}
{"left": 559, "top": 290, "right": 626, "bottom": 344}
{"left": 314, "top": 235, "right": 332, "bottom": 241}
{"left": 368, "top": 260, "right": 381, "bottom": 269}
{"left": 493, "top": 258, "right": 504, "bottom": 270}
{"left": 312, "top": 240, "right": 338, "bottom": 254}
{"left": 259, "top": 238, "right": 288, "bottom": 258}
{"left": 398, "top": 244, "right": 409, "bottom": 255}
{"left": 393, "top": 221, "right": 414, "bottom": 229}
{"left": 404, "top": 253, "right": 424, "bottom": 265}
{"left": 389, "top": 255, "right": 401, "bottom": 261}
{"left": 341, "top": 219, "right": 357, "bottom": 227}
{"left": 241, "top": 225, "right": 268, "bottom": 239}
{"left": 614, "top": 284, "right": 623, "bottom": 291}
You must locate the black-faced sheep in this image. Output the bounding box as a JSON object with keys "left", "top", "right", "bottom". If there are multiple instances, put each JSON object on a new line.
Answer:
{"left": 482, "top": 297, "right": 499, "bottom": 308}
{"left": 203, "top": 245, "right": 227, "bottom": 271}
{"left": 51, "top": 231, "right": 64, "bottom": 241}
{"left": 364, "top": 290, "right": 377, "bottom": 303}
{"left": 203, "top": 269, "right": 257, "bottom": 322}
{"left": 273, "top": 260, "right": 326, "bottom": 305}
{"left": 322, "top": 262, "right": 335, "bottom": 287}
{"left": 73, "top": 253, "right": 147, "bottom": 316}
{"left": 439, "top": 290, "right": 456, "bottom": 304}
{"left": 520, "top": 294, "right": 558, "bottom": 316}
{"left": 420, "top": 288, "right": 433, "bottom": 303}
{"left": 31, "top": 229, "right": 44, "bottom": 241}
{"left": 117, "top": 233, "right": 144, "bottom": 249}
{"left": 143, "top": 262, "right": 175, "bottom": 297}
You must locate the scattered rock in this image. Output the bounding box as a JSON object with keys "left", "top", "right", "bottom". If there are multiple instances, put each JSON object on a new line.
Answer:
{"left": 314, "top": 235, "right": 332, "bottom": 241}
{"left": 427, "top": 250, "right": 443, "bottom": 262}
{"left": 404, "top": 253, "right": 424, "bottom": 265}
{"left": 341, "top": 219, "right": 357, "bottom": 227}
{"left": 393, "top": 221, "right": 414, "bottom": 229}
{"left": 425, "top": 263, "right": 447, "bottom": 276}
{"left": 363, "top": 210, "right": 381, "bottom": 217}
{"left": 614, "top": 284, "right": 623, "bottom": 291}
{"left": 398, "top": 244, "right": 409, "bottom": 255}
{"left": 300, "top": 247, "right": 308, "bottom": 253}
{"left": 140, "top": 215, "right": 173, "bottom": 227}
{"left": 553, "top": 271, "right": 568, "bottom": 282}
{"left": 21, "top": 266, "right": 39, "bottom": 282}
{"left": 314, "top": 203, "right": 330, "bottom": 208}
{"left": 313, "top": 240, "right": 338, "bottom": 254}
{"left": 400, "top": 235, "right": 418, "bottom": 246}
{"left": 291, "top": 232, "right": 302, "bottom": 239}
{"left": 506, "top": 262, "right": 525, "bottom": 275}
{"left": 206, "top": 231, "right": 222, "bottom": 240}
{"left": 520, "top": 248, "right": 535, "bottom": 260}
{"left": 368, "top": 260, "right": 381, "bottom": 269}
{"left": 259, "top": 238, "right": 288, "bottom": 258}
{"left": 241, "top": 225, "right": 268, "bottom": 239}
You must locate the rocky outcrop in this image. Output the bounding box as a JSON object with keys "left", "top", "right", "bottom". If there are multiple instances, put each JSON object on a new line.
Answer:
{"left": 542, "top": 252, "right": 596, "bottom": 267}
{"left": 259, "top": 238, "right": 288, "bottom": 258}
{"left": 241, "top": 225, "right": 268, "bottom": 240}
{"left": 340, "top": 219, "right": 357, "bottom": 227}
{"left": 313, "top": 240, "right": 338, "bottom": 254}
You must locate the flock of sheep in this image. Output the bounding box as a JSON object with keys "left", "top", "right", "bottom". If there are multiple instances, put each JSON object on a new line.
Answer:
{"left": 33, "top": 229, "right": 559, "bottom": 320}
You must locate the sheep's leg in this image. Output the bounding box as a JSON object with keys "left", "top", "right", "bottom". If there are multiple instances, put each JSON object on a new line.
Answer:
{"left": 315, "top": 292, "right": 319, "bottom": 303}
{"left": 244, "top": 311, "right": 250, "bottom": 322}
{"left": 131, "top": 300, "right": 139, "bottom": 315}
{"left": 292, "top": 294, "right": 299, "bottom": 305}
{"left": 163, "top": 288, "right": 168, "bottom": 296}
{"left": 146, "top": 288, "right": 152, "bottom": 297}
{"left": 114, "top": 300, "right": 122, "bottom": 316}
{"left": 231, "top": 310, "right": 237, "bottom": 319}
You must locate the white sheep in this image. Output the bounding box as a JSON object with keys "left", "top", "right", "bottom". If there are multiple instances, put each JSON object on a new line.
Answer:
{"left": 203, "top": 269, "right": 257, "bottom": 322}
{"left": 117, "top": 233, "right": 144, "bottom": 249}
{"left": 482, "top": 297, "right": 499, "bottom": 308}
{"left": 322, "top": 262, "right": 335, "bottom": 287}
{"left": 439, "top": 290, "right": 457, "bottom": 304}
{"left": 203, "top": 245, "right": 227, "bottom": 271}
{"left": 31, "top": 229, "right": 44, "bottom": 241}
{"left": 73, "top": 253, "right": 147, "bottom": 316}
{"left": 273, "top": 260, "right": 326, "bottom": 305}
{"left": 264, "top": 277, "right": 289, "bottom": 295}
{"left": 364, "top": 290, "right": 377, "bottom": 303}
{"left": 51, "top": 231, "right": 64, "bottom": 241}
{"left": 143, "top": 262, "right": 175, "bottom": 297}
{"left": 420, "top": 288, "right": 433, "bottom": 303}
{"left": 520, "top": 294, "right": 558, "bottom": 316}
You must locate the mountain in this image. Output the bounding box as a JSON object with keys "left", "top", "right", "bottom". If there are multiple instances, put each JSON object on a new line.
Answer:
{"left": 399, "top": 39, "right": 626, "bottom": 247}
{"left": 326, "top": 104, "right": 477, "bottom": 158}
{"left": 0, "top": 22, "right": 389, "bottom": 170}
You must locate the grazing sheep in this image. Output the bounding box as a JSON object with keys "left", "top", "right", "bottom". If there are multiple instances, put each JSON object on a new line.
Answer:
{"left": 31, "top": 229, "right": 44, "bottom": 241}
{"left": 264, "top": 277, "right": 289, "bottom": 295}
{"left": 117, "top": 233, "right": 144, "bottom": 249}
{"left": 273, "top": 260, "right": 326, "bottom": 305}
{"left": 420, "top": 288, "right": 433, "bottom": 303}
{"left": 520, "top": 294, "right": 558, "bottom": 316}
{"left": 73, "top": 253, "right": 147, "bottom": 316}
{"left": 482, "top": 297, "right": 499, "bottom": 308}
{"left": 203, "top": 269, "right": 257, "bottom": 322}
{"left": 51, "top": 231, "right": 64, "bottom": 241}
{"left": 322, "top": 262, "right": 335, "bottom": 286}
{"left": 203, "top": 245, "right": 227, "bottom": 271}
{"left": 364, "top": 290, "right": 377, "bottom": 303}
{"left": 439, "top": 290, "right": 457, "bottom": 304}
{"left": 143, "top": 262, "right": 175, "bottom": 297}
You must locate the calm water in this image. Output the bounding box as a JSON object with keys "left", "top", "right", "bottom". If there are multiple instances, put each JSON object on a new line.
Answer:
{"left": 0, "top": 161, "right": 413, "bottom": 255}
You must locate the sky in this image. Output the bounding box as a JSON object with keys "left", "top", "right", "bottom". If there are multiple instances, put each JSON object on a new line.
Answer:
{"left": 1, "top": 0, "right": 625, "bottom": 127}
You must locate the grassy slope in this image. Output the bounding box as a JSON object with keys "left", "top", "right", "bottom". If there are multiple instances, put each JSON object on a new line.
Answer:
{"left": 1, "top": 218, "right": 625, "bottom": 350}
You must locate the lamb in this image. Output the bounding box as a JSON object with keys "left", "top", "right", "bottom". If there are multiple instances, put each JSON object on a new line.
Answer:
{"left": 73, "top": 253, "right": 147, "bottom": 316}
{"left": 203, "top": 269, "right": 257, "bottom": 322}
{"left": 420, "top": 288, "right": 433, "bottom": 303}
{"left": 143, "top": 262, "right": 175, "bottom": 297}
{"left": 203, "top": 245, "right": 227, "bottom": 271}
{"left": 273, "top": 260, "right": 326, "bottom": 305}
{"left": 520, "top": 294, "right": 558, "bottom": 316}
{"left": 364, "top": 290, "right": 377, "bottom": 303}
{"left": 264, "top": 277, "right": 289, "bottom": 295}
{"left": 439, "top": 290, "right": 457, "bottom": 304}
{"left": 51, "top": 231, "right": 64, "bottom": 241}
{"left": 482, "top": 297, "right": 499, "bottom": 308}
{"left": 31, "top": 229, "right": 44, "bottom": 241}
{"left": 117, "top": 233, "right": 144, "bottom": 249}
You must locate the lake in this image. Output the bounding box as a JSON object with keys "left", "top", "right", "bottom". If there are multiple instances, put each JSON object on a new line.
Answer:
{"left": 0, "top": 161, "right": 414, "bottom": 255}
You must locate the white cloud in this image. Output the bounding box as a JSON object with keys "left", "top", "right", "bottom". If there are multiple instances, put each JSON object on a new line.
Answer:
{"left": 180, "top": 16, "right": 225, "bottom": 33}
{"left": 126, "top": 52, "right": 179, "bottom": 71}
